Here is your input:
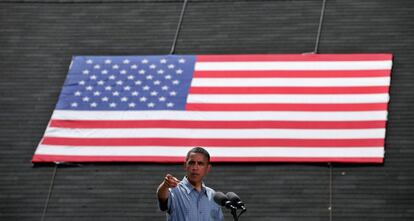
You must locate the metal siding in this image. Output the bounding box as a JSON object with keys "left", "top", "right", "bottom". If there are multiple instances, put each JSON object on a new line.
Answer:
{"left": 0, "top": 0, "right": 413, "bottom": 220}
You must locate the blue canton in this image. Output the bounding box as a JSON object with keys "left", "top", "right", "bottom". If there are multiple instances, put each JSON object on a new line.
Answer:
{"left": 57, "top": 55, "right": 196, "bottom": 110}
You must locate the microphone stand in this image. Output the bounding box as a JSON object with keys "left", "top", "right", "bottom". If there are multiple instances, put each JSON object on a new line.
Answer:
{"left": 230, "top": 207, "right": 238, "bottom": 221}
{"left": 230, "top": 207, "right": 246, "bottom": 221}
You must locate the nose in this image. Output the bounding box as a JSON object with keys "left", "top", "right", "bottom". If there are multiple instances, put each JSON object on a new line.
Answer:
{"left": 192, "top": 163, "right": 199, "bottom": 170}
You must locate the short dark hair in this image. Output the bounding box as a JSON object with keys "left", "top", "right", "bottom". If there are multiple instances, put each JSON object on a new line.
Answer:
{"left": 185, "top": 147, "right": 210, "bottom": 163}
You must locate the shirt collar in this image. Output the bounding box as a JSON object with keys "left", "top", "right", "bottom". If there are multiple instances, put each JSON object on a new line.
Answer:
{"left": 181, "top": 176, "right": 207, "bottom": 195}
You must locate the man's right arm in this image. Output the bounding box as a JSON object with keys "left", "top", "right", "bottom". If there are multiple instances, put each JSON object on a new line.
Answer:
{"left": 156, "top": 174, "right": 180, "bottom": 211}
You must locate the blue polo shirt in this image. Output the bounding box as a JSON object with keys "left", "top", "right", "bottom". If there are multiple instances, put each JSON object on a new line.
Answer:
{"left": 161, "top": 176, "right": 224, "bottom": 221}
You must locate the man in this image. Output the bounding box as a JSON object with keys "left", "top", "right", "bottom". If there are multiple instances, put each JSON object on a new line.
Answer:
{"left": 156, "top": 147, "right": 224, "bottom": 221}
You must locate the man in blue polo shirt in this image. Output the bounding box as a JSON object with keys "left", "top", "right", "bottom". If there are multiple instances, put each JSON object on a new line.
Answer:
{"left": 156, "top": 147, "right": 224, "bottom": 221}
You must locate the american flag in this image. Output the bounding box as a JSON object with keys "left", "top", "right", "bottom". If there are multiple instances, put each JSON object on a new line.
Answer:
{"left": 33, "top": 54, "right": 393, "bottom": 163}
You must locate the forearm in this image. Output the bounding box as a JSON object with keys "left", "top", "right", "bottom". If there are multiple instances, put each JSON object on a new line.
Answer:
{"left": 157, "top": 181, "right": 170, "bottom": 210}
{"left": 157, "top": 182, "right": 169, "bottom": 201}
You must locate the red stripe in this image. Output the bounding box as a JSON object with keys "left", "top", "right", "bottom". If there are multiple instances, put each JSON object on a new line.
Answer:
{"left": 189, "top": 86, "right": 389, "bottom": 94}
{"left": 211, "top": 157, "right": 383, "bottom": 163}
{"left": 194, "top": 70, "right": 390, "bottom": 78}
{"left": 186, "top": 103, "right": 388, "bottom": 111}
{"left": 50, "top": 119, "right": 386, "bottom": 129}
{"left": 32, "top": 154, "right": 383, "bottom": 164}
{"left": 41, "top": 137, "right": 384, "bottom": 147}
{"left": 32, "top": 155, "right": 185, "bottom": 163}
{"left": 196, "top": 54, "right": 393, "bottom": 62}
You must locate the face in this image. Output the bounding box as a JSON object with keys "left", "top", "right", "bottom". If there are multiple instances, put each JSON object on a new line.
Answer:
{"left": 185, "top": 152, "right": 211, "bottom": 185}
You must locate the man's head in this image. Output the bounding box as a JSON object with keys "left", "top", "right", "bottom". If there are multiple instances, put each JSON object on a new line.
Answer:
{"left": 184, "top": 147, "right": 211, "bottom": 186}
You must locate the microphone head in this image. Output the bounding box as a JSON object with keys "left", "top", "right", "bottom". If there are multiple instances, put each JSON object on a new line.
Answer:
{"left": 213, "top": 191, "right": 229, "bottom": 206}
{"left": 226, "top": 191, "right": 247, "bottom": 211}
{"left": 226, "top": 192, "right": 241, "bottom": 202}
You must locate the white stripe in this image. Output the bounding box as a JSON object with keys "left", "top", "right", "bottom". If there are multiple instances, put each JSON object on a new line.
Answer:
{"left": 51, "top": 110, "right": 388, "bottom": 121}
{"left": 44, "top": 128, "right": 386, "bottom": 139}
{"left": 191, "top": 77, "right": 390, "bottom": 87}
{"left": 35, "top": 145, "right": 384, "bottom": 158}
{"left": 187, "top": 94, "right": 389, "bottom": 104}
{"left": 195, "top": 61, "right": 392, "bottom": 71}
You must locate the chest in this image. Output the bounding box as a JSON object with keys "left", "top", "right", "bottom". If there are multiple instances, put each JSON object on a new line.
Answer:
{"left": 175, "top": 191, "right": 218, "bottom": 220}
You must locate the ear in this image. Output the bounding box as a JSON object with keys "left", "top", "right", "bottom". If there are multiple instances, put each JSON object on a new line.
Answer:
{"left": 207, "top": 164, "right": 212, "bottom": 173}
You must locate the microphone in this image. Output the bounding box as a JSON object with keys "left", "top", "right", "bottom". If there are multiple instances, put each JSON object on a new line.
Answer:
{"left": 213, "top": 191, "right": 237, "bottom": 210}
{"left": 226, "top": 192, "right": 247, "bottom": 211}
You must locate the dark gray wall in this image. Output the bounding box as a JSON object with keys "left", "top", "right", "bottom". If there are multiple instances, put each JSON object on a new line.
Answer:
{"left": 1, "top": 0, "right": 413, "bottom": 220}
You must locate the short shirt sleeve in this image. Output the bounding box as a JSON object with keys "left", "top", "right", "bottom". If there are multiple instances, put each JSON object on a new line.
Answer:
{"left": 167, "top": 189, "right": 175, "bottom": 214}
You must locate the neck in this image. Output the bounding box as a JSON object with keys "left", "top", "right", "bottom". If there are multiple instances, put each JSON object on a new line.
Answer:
{"left": 188, "top": 178, "right": 203, "bottom": 192}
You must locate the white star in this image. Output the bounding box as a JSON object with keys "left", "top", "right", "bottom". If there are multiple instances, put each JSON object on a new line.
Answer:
{"left": 105, "top": 86, "right": 112, "bottom": 91}
{"left": 116, "top": 80, "right": 123, "bottom": 85}
{"left": 93, "top": 91, "right": 101, "bottom": 96}
{"left": 135, "top": 80, "right": 142, "bottom": 85}
{"left": 161, "top": 86, "right": 169, "bottom": 91}
{"left": 140, "top": 97, "right": 147, "bottom": 102}
{"left": 121, "top": 97, "right": 128, "bottom": 102}
{"left": 131, "top": 91, "right": 139, "bottom": 96}
{"left": 142, "top": 85, "right": 150, "bottom": 91}
{"left": 150, "top": 91, "right": 158, "bottom": 96}
{"left": 112, "top": 64, "right": 119, "bottom": 69}
{"left": 147, "top": 102, "right": 155, "bottom": 108}
{"left": 138, "top": 69, "right": 146, "bottom": 75}
{"left": 141, "top": 59, "right": 149, "bottom": 64}
{"left": 153, "top": 80, "right": 161, "bottom": 85}
{"left": 86, "top": 86, "right": 93, "bottom": 91}
{"left": 127, "top": 75, "right": 135, "bottom": 80}
{"left": 104, "top": 59, "right": 112, "bottom": 64}
{"left": 172, "top": 80, "right": 180, "bottom": 85}
{"left": 149, "top": 64, "right": 156, "bottom": 69}
{"left": 109, "top": 75, "right": 116, "bottom": 80}
{"left": 178, "top": 58, "right": 186, "bottom": 63}
{"left": 129, "top": 102, "right": 136, "bottom": 108}
{"left": 94, "top": 64, "right": 101, "bottom": 69}
{"left": 168, "top": 64, "right": 175, "bottom": 69}
{"left": 131, "top": 64, "right": 138, "bottom": 69}
{"left": 79, "top": 80, "right": 86, "bottom": 85}
{"left": 167, "top": 102, "right": 174, "bottom": 107}
{"left": 159, "top": 97, "right": 166, "bottom": 102}
{"left": 160, "top": 58, "right": 167, "bottom": 64}
{"left": 169, "top": 91, "right": 177, "bottom": 96}
{"left": 176, "top": 69, "right": 183, "bottom": 74}
{"left": 97, "top": 80, "right": 105, "bottom": 85}
{"left": 82, "top": 70, "right": 90, "bottom": 75}
{"left": 82, "top": 97, "right": 90, "bottom": 102}
{"left": 90, "top": 102, "right": 97, "bottom": 107}
{"left": 113, "top": 91, "right": 120, "bottom": 96}
{"left": 86, "top": 59, "right": 93, "bottom": 64}
{"left": 165, "top": 75, "right": 172, "bottom": 80}
{"left": 123, "top": 59, "right": 130, "bottom": 64}
{"left": 90, "top": 75, "right": 97, "bottom": 80}
{"left": 102, "top": 97, "right": 109, "bottom": 102}
{"left": 71, "top": 102, "right": 78, "bottom": 107}
{"left": 124, "top": 86, "right": 131, "bottom": 91}
{"left": 109, "top": 102, "right": 117, "bottom": 108}
{"left": 74, "top": 91, "right": 81, "bottom": 96}
{"left": 101, "top": 70, "right": 108, "bottom": 74}
{"left": 146, "top": 75, "right": 153, "bottom": 80}
{"left": 120, "top": 70, "right": 127, "bottom": 75}
{"left": 157, "top": 69, "right": 164, "bottom": 74}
